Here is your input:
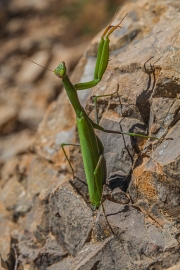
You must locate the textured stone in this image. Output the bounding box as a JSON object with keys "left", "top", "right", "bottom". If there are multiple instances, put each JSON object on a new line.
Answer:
{"left": 94, "top": 200, "right": 179, "bottom": 268}
{"left": 0, "top": 105, "right": 18, "bottom": 134}
{"left": 16, "top": 51, "right": 50, "bottom": 84}
{"left": 0, "top": 130, "right": 35, "bottom": 161}
{"left": 166, "top": 263, "right": 180, "bottom": 270}
{"left": 1, "top": 0, "right": 180, "bottom": 269}
{"left": 48, "top": 179, "right": 93, "bottom": 256}
{"left": 0, "top": 219, "right": 17, "bottom": 268}
{"left": 33, "top": 238, "right": 67, "bottom": 270}
{"left": 1, "top": 176, "right": 25, "bottom": 211}
{"left": 34, "top": 99, "right": 76, "bottom": 165}
{"left": 27, "top": 157, "right": 60, "bottom": 196}
{"left": 47, "top": 237, "right": 129, "bottom": 270}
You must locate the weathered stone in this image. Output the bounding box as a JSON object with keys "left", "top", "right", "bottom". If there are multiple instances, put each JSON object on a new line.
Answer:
{"left": 1, "top": 176, "right": 25, "bottom": 211}
{"left": 95, "top": 200, "right": 179, "bottom": 267}
{"left": 0, "top": 105, "right": 18, "bottom": 134}
{"left": 0, "top": 231, "right": 11, "bottom": 263}
{"left": 0, "top": 201, "right": 13, "bottom": 262}
{"left": 149, "top": 98, "right": 180, "bottom": 138}
{"left": 27, "top": 157, "right": 60, "bottom": 196}
{"left": 131, "top": 119, "right": 180, "bottom": 222}
{"left": 17, "top": 194, "right": 49, "bottom": 236}
{"left": 17, "top": 236, "right": 41, "bottom": 265}
{"left": 34, "top": 99, "right": 76, "bottom": 165}
{"left": 32, "top": 238, "right": 67, "bottom": 270}
{"left": 0, "top": 157, "right": 18, "bottom": 186}
{"left": 48, "top": 179, "right": 93, "bottom": 256}
{"left": 51, "top": 42, "right": 88, "bottom": 77}
{"left": 5, "top": 18, "right": 24, "bottom": 35}
{"left": 16, "top": 51, "right": 50, "bottom": 84}
{"left": 96, "top": 111, "right": 147, "bottom": 179}
{"left": 18, "top": 104, "right": 45, "bottom": 129}
{"left": 0, "top": 154, "right": 34, "bottom": 215}
{"left": 0, "top": 130, "right": 35, "bottom": 161}
{"left": 16, "top": 154, "right": 34, "bottom": 180}
{"left": 47, "top": 237, "right": 129, "bottom": 270}
{"left": 1, "top": 0, "right": 180, "bottom": 268}
{"left": 111, "top": 187, "right": 130, "bottom": 204}
{"left": 0, "top": 219, "right": 17, "bottom": 268}
{"left": 166, "top": 263, "right": 180, "bottom": 270}
{"left": 9, "top": 0, "right": 49, "bottom": 12}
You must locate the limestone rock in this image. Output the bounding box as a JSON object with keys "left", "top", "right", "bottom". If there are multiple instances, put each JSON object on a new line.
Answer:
{"left": 1, "top": 0, "right": 180, "bottom": 269}
{"left": 48, "top": 179, "right": 93, "bottom": 256}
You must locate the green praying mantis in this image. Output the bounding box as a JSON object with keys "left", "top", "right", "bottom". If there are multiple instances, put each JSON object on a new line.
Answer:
{"left": 53, "top": 13, "right": 160, "bottom": 209}
{"left": 28, "top": 13, "right": 159, "bottom": 209}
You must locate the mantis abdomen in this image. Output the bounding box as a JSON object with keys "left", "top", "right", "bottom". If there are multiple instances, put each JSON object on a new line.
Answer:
{"left": 77, "top": 113, "right": 106, "bottom": 208}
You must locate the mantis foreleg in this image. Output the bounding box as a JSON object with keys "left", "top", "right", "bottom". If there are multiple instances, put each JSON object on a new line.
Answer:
{"left": 74, "top": 14, "right": 127, "bottom": 91}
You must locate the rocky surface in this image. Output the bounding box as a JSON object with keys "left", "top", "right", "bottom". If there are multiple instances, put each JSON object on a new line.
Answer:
{"left": 0, "top": 0, "right": 180, "bottom": 269}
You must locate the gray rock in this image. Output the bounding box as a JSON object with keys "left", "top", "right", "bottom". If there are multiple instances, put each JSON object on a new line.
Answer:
{"left": 1, "top": 0, "right": 180, "bottom": 269}
{"left": 33, "top": 238, "right": 67, "bottom": 270}
{"left": 48, "top": 180, "right": 93, "bottom": 256}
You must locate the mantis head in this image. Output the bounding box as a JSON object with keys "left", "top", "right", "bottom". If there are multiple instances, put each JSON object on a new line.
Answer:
{"left": 54, "top": 61, "right": 67, "bottom": 78}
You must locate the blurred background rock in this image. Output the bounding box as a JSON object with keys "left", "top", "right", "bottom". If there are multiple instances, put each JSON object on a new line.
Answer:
{"left": 0, "top": 0, "right": 124, "bottom": 161}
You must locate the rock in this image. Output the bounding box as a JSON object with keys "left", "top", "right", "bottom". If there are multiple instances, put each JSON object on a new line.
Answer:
{"left": 34, "top": 3, "right": 180, "bottom": 267}
{"left": 0, "top": 219, "right": 17, "bottom": 269}
{"left": 47, "top": 236, "right": 129, "bottom": 270}
{"left": 0, "top": 105, "right": 18, "bottom": 134}
{"left": 131, "top": 118, "right": 180, "bottom": 222}
{"left": 5, "top": 18, "right": 24, "bottom": 36}
{"left": 51, "top": 42, "right": 89, "bottom": 76}
{"left": 32, "top": 238, "right": 67, "bottom": 270}
{"left": 111, "top": 187, "right": 130, "bottom": 204}
{"left": 0, "top": 200, "right": 13, "bottom": 268}
{"left": 95, "top": 200, "right": 179, "bottom": 268}
{"left": 16, "top": 154, "right": 34, "bottom": 178}
{"left": 34, "top": 99, "right": 76, "bottom": 165}
{"left": 27, "top": 157, "right": 60, "bottom": 196}
{"left": 166, "top": 263, "right": 180, "bottom": 270}
{"left": 0, "top": 200, "right": 9, "bottom": 219}
{"left": 0, "top": 157, "right": 18, "bottom": 186}
{"left": 9, "top": 0, "right": 49, "bottom": 12}
{"left": 1, "top": 0, "right": 180, "bottom": 269}
{"left": 17, "top": 195, "right": 48, "bottom": 238}
{"left": 0, "top": 234, "right": 12, "bottom": 269}
{"left": 18, "top": 104, "right": 45, "bottom": 129}
{"left": 96, "top": 111, "right": 147, "bottom": 179}
{"left": 0, "top": 154, "right": 35, "bottom": 217}
{"left": 17, "top": 236, "right": 41, "bottom": 265}
{"left": 1, "top": 176, "right": 26, "bottom": 211}
{"left": 16, "top": 50, "right": 50, "bottom": 84}
{"left": 0, "top": 130, "right": 35, "bottom": 161}
{"left": 48, "top": 179, "right": 93, "bottom": 256}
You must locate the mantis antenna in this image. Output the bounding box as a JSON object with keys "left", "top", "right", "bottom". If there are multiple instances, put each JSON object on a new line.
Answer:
{"left": 25, "top": 58, "right": 54, "bottom": 72}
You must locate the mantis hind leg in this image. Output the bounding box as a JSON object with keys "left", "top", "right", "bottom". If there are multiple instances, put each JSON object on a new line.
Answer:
{"left": 61, "top": 143, "right": 80, "bottom": 178}
{"left": 93, "top": 155, "right": 118, "bottom": 237}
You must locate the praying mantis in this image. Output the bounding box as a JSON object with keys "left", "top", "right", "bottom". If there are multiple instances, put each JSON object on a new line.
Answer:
{"left": 28, "top": 13, "right": 158, "bottom": 209}
{"left": 53, "top": 13, "right": 160, "bottom": 209}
